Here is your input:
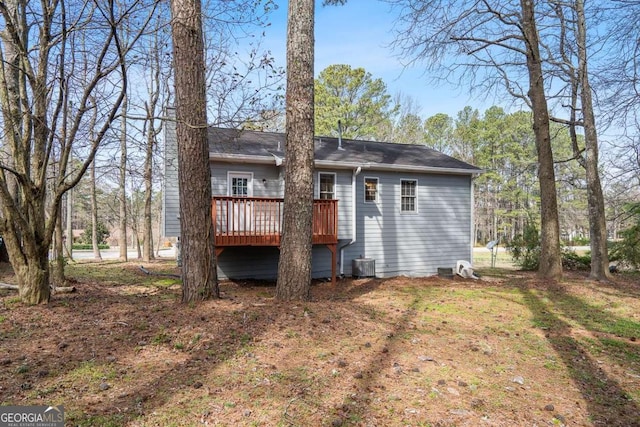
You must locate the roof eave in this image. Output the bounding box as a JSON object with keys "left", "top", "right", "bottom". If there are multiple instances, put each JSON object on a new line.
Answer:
{"left": 209, "top": 153, "right": 276, "bottom": 165}
{"left": 314, "top": 160, "right": 482, "bottom": 176}
{"left": 209, "top": 153, "right": 482, "bottom": 176}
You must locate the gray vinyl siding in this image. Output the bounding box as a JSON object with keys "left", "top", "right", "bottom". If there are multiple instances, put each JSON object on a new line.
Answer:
{"left": 216, "top": 245, "right": 336, "bottom": 281}
{"left": 211, "top": 163, "right": 281, "bottom": 197}
{"left": 316, "top": 168, "right": 352, "bottom": 240}
{"left": 342, "top": 171, "right": 472, "bottom": 278}
{"left": 162, "top": 115, "right": 180, "bottom": 237}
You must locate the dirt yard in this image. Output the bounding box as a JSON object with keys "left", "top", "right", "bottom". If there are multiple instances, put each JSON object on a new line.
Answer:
{"left": 0, "top": 261, "right": 639, "bottom": 427}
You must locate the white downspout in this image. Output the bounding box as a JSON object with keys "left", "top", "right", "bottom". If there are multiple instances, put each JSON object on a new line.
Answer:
{"left": 469, "top": 176, "right": 476, "bottom": 264}
{"left": 339, "top": 166, "right": 362, "bottom": 275}
{"left": 470, "top": 174, "right": 478, "bottom": 262}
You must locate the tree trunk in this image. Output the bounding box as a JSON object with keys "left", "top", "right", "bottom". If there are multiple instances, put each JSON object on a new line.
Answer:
{"left": 119, "top": 95, "right": 128, "bottom": 261}
{"left": 66, "top": 189, "right": 73, "bottom": 259}
{"left": 520, "top": 0, "right": 563, "bottom": 280}
{"left": 142, "top": 113, "right": 156, "bottom": 262}
{"left": 135, "top": 232, "right": 142, "bottom": 259}
{"left": 16, "top": 257, "right": 50, "bottom": 303}
{"left": 90, "top": 158, "right": 103, "bottom": 261}
{"left": 2, "top": 215, "right": 51, "bottom": 304}
{"left": 575, "top": 0, "right": 611, "bottom": 281}
{"left": 170, "top": 0, "right": 219, "bottom": 301}
{"left": 51, "top": 146, "right": 64, "bottom": 285}
{"left": 52, "top": 204, "right": 66, "bottom": 286}
{"left": 156, "top": 202, "right": 163, "bottom": 258}
{"left": 0, "top": 0, "right": 21, "bottom": 207}
{"left": 276, "top": 0, "right": 315, "bottom": 301}
{"left": 13, "top": 239, "right": 52, "bottom": 301}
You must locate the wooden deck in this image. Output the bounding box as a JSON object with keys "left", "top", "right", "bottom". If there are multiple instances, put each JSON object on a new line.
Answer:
{"left": 211, "top": 197, "right": 338, "bottom": 284}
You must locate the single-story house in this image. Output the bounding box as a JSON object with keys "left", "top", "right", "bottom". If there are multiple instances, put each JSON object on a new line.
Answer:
{"left": 163, "top": 117, "right": 482, "bottom": 282}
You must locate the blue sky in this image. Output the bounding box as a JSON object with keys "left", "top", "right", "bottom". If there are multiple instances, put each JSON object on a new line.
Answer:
{"left": 259, "top": 0, "right": 499, "bottom": 119}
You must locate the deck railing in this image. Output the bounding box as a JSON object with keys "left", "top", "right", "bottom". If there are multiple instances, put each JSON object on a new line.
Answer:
{"left": 211, "top": 197, "right": 338, "bottom": 247}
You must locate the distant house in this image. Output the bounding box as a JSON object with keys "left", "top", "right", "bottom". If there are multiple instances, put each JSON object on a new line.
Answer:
{"left": 163, "top": 118, "right": 481, "bottom": 283}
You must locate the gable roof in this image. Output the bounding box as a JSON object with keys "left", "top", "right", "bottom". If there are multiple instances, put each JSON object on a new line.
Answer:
{"left": 208, "top": 127, "right": 482, "bottom": 175}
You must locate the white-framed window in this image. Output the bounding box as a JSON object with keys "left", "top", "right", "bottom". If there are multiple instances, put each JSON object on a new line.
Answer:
{"left": 400, "top": 179, "right": 417, "bottom": 213}
{"left": 318, "top": 172, "right": 336, "bottom": 199}
{"left": 364, "top": 177, "right": 379, "bottom": 203}
{"left": 228, "top": 172, "right": 253, "bottom": 197}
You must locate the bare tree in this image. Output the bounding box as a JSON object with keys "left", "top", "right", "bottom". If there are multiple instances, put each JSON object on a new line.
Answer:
{"left": 90, "top": 155, "right": 103, "bottom": 261}
{"left": 118, "top": 96, "right": 129, "bottom": 261}
{"left": 201, "top": 0, "right": 285, "bottom": 128}
{"left": 389, "top": 0, "right": 563, "bottom": 279}
{"left": 536, "top": 1, "right": 611, "bottom": 280}
{"left": 572, "top": 0, "right": 610, "bottom": 280}
{"left": 521, "top": 0, "right": 563, "bottom": 279}
{"left": 591, "top": 1, "right": 640, "bottom": 269}
{"left": 0, "top": 0, "right": 157, "bottom": 304}
{"left": 140, "top": 15, "right": 171, "bottom": 262}
{"left": 599, "top": 1, "right": 640, "bottom": 130}
{"left": 170, "top": 0, "right": 219, "bottom": 301}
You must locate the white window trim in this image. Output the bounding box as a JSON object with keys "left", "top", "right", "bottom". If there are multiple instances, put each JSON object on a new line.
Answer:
{"left": 227, "top": 171, "right": 254, "bottom": 197}
{"left": 400, "top": 178, "right": 418, "bottom": 214}
{"left": 364, "top": 176, "right": 379, "bottom": 203}
{"left": 317, "top": 172, "right": 337, "bottom": 199}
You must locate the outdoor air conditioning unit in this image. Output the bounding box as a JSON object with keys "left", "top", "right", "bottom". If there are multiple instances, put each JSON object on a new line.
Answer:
{"left": 352, "top": 258, "right": 375, "bottom": 278}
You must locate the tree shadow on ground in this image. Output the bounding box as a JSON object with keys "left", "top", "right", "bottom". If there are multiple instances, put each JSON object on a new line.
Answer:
{"left": 319, "top": 276, "right": 466, "bottom": 426}
{"left": 5, "top": 266, "right": 639, "bottom": 426}
{"left": 0, "top": 267, "right": 392, "bottom": 426}
{"left": 0, "top": 275, "right": 277, "bottom": 425}
{"left": 328, "top": 305, "right": 420, "bottom": 425}
{"left": 313, "top": 276, "right": 385, "bottom": 300}
{"left": 518, "top": 284, "right": 640, "bottom": 427}
{"left": 587, "top": 273, "right": 640, "bottom": 299}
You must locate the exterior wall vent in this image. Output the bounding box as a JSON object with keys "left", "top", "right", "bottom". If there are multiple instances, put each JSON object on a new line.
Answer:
{"left": 352, "top": 258, "right": 375, "bottom": 278}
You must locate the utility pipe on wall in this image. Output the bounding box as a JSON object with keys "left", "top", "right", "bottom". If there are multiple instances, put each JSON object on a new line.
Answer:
{"left": 339, "top": 165, "right": 362, "bottom": 275}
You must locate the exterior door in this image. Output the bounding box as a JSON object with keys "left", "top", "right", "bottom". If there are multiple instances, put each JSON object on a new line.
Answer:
{"left": 228, "top": 172, "right": 253, "bottom": 233}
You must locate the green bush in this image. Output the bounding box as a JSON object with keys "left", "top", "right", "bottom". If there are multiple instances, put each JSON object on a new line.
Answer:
{"left": 506, "top": 222, "right": 540, "bottom": 270}
{"left": 562, "top": 249, "right": 591, "bottom": 270}
{"left": 507, "top": 223, "right": 597, "bottom": 271}
{"left": 78, "top": 222, "right": 110, "bottom": 245}
{"left": 72, "top": 244, "right": 110, "bottom": 250}
{"left": 610, "top": 203, "right": 640, "bottom": 270}
{"left": 563, "top": 236, "right": 590, "bottom": 246}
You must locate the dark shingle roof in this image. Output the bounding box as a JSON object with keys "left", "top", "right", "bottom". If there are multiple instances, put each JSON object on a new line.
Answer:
{"left": 207, "top": 127, "right": 481, "bottom": 174}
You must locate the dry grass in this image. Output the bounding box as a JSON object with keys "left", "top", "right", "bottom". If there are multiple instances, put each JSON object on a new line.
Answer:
{"left": 1, "top": 260, "right": 639, "bottom": 427}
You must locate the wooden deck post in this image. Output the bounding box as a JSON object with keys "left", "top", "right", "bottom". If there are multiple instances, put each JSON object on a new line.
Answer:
{"left": 328, "top": 244, "right": 337, "bottom": 285}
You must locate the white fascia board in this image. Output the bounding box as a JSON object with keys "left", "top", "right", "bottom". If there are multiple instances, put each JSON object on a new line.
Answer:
{"left": 209, "top": 153, "right": 276, "bottom": 165}
{"left": 209, "top": 153, "right": 483, "bottom": 176}
{"left": 314, "top": 160, "right": 483, "bottom": 176}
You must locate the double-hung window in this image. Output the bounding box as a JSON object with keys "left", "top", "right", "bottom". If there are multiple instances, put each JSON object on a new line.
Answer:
{"left": 400, "top": 179, "right": 417, "bottom": 213}
{"left": 318, "top": 172, "right": 336, "bottom": 199}
{"left": 364, "top": 177, "right": 378, "bottom": 203}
